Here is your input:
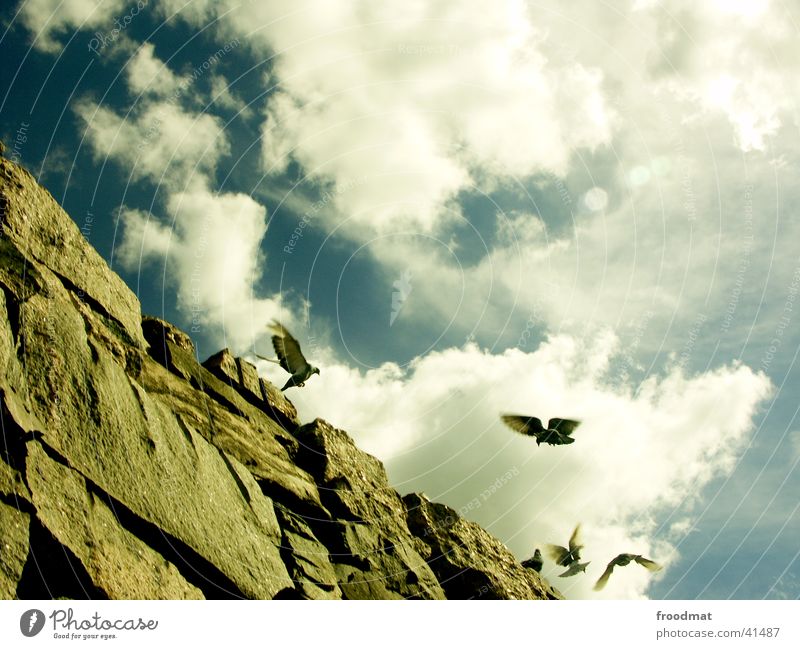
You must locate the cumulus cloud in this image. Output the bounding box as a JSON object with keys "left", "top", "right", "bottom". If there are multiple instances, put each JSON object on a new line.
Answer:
{"left": 277, "top": 334, "right": 772, "bottom": 598}
{"left": 74, "top": 97, "right": 228, "bottom": 188}
{"left": 155, "top": 0, "right": 615, "bottom": 232}
{"left": 17, "top": 0, "right": 129, "bottom": 52}
{"left": 126, "top": 42, "right": 182, "bottom": 97}
{"left": 117, "top": 183, "right": 288, "bottom": 350}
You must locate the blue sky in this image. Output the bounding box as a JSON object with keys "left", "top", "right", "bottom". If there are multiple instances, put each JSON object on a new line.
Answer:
{"left": 1, "top": 0, "right": 798, "bottom": 599}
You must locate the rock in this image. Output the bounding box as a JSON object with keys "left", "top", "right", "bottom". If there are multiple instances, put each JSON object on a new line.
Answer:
{"left": 1, "top": 218, "right": 292, "bottom": 598}
{"left": 403, "top": 493, "right": 562, "bottom": 600}
{"left": 259, "top": 377, "right": 299, "bottom": 428}
{"left": 137, "top": 350, "right": 327, "bottom": 520}
{"left": 142, "top": 316, "right": 196, "bottom": 360}
{"left": 296, "top": 419, "right": 446, "bottom": 599}
{"left": 203, "top": 347, "right": 239, "bottom": 383}
{"left": 0, "top": 155, "right": 145, "bottom": 348}
{"left": 0, "top": 500, "right": 28, "bottom": 599}
{"left": 274, "top": 504, "right": 341, "bottom": 600}
{"left": 25, "top": 440, "right": 203, "bottom": 599}
{"left": 203, "top": 348, "right": 299, "bottom": 429}
{"left": 237, "top": 357, "right": 263, "bottom": 403}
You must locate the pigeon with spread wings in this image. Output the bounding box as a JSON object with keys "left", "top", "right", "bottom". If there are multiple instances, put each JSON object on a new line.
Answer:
{"left": 558, "top": 560, "right": 591, "bottom": 578}
{"left": 501, "top": 414, "right": 581, "bottom": 446}
{"left": 593, "top": 553, "right": 662, "bottom": 591}
{"left": 256, "top": 321, "right": 320, "bottom": 391}
{"left": 546, "top": 524, "right": 584, "bottom": 567}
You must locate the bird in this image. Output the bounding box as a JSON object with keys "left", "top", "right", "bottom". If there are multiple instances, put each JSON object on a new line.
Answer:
{"left": 594, "top": 553, "right": 662, "bottom": 591}
{"left": 546, "top": 524, "right": 584, "bottom": 566}
{"left": 522, "top": 548, "right": 543, "bottom": 572}
{"left": 256, "top": 320, "right": 320, "bottom": 391}
{"left": 501, "top": 414, "right": 581, "bottom": 446}
{"left": 558, "top": 560, "right": 591, "bottom": 578}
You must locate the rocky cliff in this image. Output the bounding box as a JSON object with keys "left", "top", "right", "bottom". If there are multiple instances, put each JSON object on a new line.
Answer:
{"left": 0, "top": 151, "right": 560, "bottom": 600}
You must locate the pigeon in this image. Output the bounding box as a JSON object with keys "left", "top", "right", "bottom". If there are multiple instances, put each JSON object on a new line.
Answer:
{"left": 501, "top": 414, "right": 581, "bottom": 446}
{"left": 522, "top": 548, "right": 543, "bottom": 572}
{"left": 558, "top": 560, "right": 591, "bottom": 578}
{"left": 256, "top": 320, "right": 320, "bottom": 391}
{"left": 546, "top": 524, "right": 584, "bottom": 566}
{"left": 593, "top": 553, "right": 662, "bottom": 591}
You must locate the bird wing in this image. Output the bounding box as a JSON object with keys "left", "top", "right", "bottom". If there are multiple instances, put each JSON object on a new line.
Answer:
{"left": 634, "top": 556, "right": 663, "bottom": 572}
{"left": 501, "top": 415, "right": 545, "bottom": 437}
{"left": 549, "top": 418, "right": 581, "bottom": 437}
{"left": 593, "top": 560, "right": 619, "bottom": 591}
{"left": 269, "top": 321, "right": 309, "bottom": 374}
{"left": 568, "top": 524, "right": 583, "bottom": 554}
{"left": 558, "top": 564, "right": 578, "bottom": 578}
{"left": 545, "top": 543, "right": 571, "bottom": 565}
{"left": 558, "top": 561, "right": 589, "bottom": 578}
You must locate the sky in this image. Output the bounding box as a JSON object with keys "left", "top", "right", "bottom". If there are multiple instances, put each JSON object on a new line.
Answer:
{"left": 1, "top": 0, "right": 799, "bottom": 600}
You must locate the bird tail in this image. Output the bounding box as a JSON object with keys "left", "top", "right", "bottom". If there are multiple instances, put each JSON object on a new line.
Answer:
{"left": 255, "top": 354, "right": 281, "bottom": 364}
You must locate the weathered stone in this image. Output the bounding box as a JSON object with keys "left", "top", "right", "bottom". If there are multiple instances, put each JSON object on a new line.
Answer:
{"left": 296, "top": 420, "right": 445, "bottom": 599}
{"left": 404, "top": 493, "right": 562, "bottom": 600}
{"left": 275, "top": 504, "right": 341, "bottom": 600}
{"left": 237, "top": 358, "right": 262, "bottom": 402}
{"left": 296, "top": 418, "right": 399, "bottom": 522}
{"left": 0, "top": 454, "right": 29, "bottom": 504}
{"left": 25, "top": 441, "right": 203, "bottom": 599}
{"left": 138, "top": 352, "right": 327, "bottom": 520}
{"left": 259, "top": 377, "right": 299, "bottom": 428}
{"left": 142, "top": 316, "right": 195, "bottom": 360}
{"left": 0, "top": 500, "right": 28, "bottom": 599}
{"left": 203, "top": 347, "right": 239, "bottom": 383}
{"left": 334, "top": 564, "right": 405, "bottom": 600}
{"left": 0, "top": 156, "right": 145, "bottom": 348}
{"left": 4, "top": 281, "right": 292, "bottom": 598}
{"left": 203, "top": 348, "right": 299, "bottom": 430}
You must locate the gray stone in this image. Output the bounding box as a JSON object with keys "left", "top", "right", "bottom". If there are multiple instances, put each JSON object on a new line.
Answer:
{"left": 25, "top": 441, "right": 204, "bottom": 599}
{"left": 138, "top": 342, "right": 323, "bottom": 518}
{"left": 0, "top": 156, "right": 145, "bottom": 348}
{"left": 404, "top": 493, "right": 562, "bottom": 600}
{"left": 0, "top": 500, "right": 28, "bottom": 599}
{"left": 274, "top": 504, "right": 341, "bottom": 600}
{"left": 296, "top": 419, "right": 446, "bottom": 599}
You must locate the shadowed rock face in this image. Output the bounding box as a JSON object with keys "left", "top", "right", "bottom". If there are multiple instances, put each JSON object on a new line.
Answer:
{"left": 0, "top": 151, "right": 560, "bottom": 600}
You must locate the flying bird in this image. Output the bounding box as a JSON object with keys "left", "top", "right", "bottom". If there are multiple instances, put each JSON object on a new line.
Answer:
{"left": 593, "top": 553, "right": 663, "bottom": 591}
{"left": 501, "top": 414, "right": 581, "bottom": 446}
{"left": 522, "top": 548, "right": 543, "bottom": 572}
{"left": 558, "top": 560, "right": 591, "bottom": 578}
{"left": 546, "top": 524, "right": 584, "bottom": 567}
{"left": 256, "top": 321, "right": 320, "bottom": 391}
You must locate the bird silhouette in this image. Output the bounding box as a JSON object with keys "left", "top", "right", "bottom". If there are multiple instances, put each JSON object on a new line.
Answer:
{"left": 256, "top": 321, "right": 320, "bottom": 390}
{"left": 522, "top": 548, "right": 543, "bottom": 572}
{"left": 558, "top": 560, "right": 591, "bottom": 578}
{"left": 594, "top": 553, "right": 662, "bottom": 591}
{"left": 501, "top": 414, "right": 581, "bottom": 446}
{"left": 546, "top": 524, "right": 584, "bottom": 566}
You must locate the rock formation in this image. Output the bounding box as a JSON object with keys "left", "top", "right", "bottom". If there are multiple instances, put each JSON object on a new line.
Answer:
{"left": 0, "top": 151, "right": 561, "bottom": 600}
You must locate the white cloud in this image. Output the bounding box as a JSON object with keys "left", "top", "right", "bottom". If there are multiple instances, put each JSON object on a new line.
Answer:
{"left": 118, "top": 183, "right": 289, "bottom": 350}
{"left": 126, "top": 42, "right": 182, "bottom": 97}
{"left": 75, "top": 97, "right": 228, "bottom": 188}
{"left": 17, "top": 0, "right": 129, "bottom": 52}
{"left": 156, "top": 0, "right": 615, "bottom": 232}
{"left": 277, "top": 333, "right": 772, "bottom": 598}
